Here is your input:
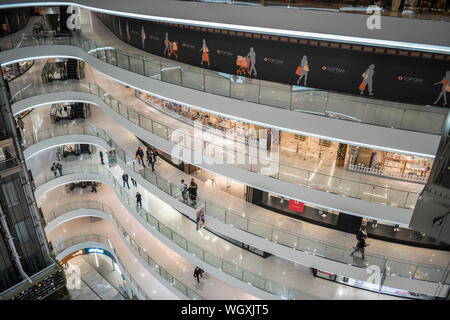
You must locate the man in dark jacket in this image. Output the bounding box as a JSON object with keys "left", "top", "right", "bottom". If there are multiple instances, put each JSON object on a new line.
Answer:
{"left": 350, "top": 225, "right": 369, "bottom": 259}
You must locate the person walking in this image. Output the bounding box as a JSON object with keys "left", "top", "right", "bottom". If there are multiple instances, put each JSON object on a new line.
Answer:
{"left": 136, "top": 192, "right": 142, "bottom": 208}
{"left": 187, "top": 178, "right": 198, "bottom": 207}
{"left": 193, "top": 266, "right": 201, "bottom": 284}
{"left": 131, "top": 177, "right": 137, "bottom": 187}
{"left": 99, "top": 150, "right": 104, "bottom": 165}
{"left": 179, "top": 179, "right": 188, "bottom": 202}
{"left": 51, "top": 163, "right": 58, "bottom": 177}
{"left": 152, "top": 148, "right": 158, "bottom": 164}
{"left": 350, "top": 225, "right": 369, "bottom": 260}
{"left": 56, "top": 163, "right": 63, "bottom": 176}
{"left": 122, "top": 172, "right": 130, "bottom": 189}
{"left": 136, "top": 147, "right": 145, "bottom": 167}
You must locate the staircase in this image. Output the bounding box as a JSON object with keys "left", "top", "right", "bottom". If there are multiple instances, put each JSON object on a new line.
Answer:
{"left": 66, "top": 59, "right": 78, "bottom": 80}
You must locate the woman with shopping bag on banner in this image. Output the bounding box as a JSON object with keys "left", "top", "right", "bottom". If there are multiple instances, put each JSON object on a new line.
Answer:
{"left": 359, "top": 64, "right": 375, "bottom": 96}
{"left": 296, "top": 55, "right": 309, "bottom": 86}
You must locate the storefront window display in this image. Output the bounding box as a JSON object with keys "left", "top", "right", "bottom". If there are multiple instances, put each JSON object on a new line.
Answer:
{"left": 347, "top": 147, "right": 432, "bottom": 183}
{"left": 2, "top": 60, "right": 33, "bottom": 81}
{"left": 135, "top": 88, "right": 431, "bottom": 185}
{"left": 136, "top": 91, "right": 270, "bottom": 149}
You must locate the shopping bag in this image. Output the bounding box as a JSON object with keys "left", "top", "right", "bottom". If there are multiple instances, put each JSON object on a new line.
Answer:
{"left": 172, "top": 42, "right": 178, "bottom": 51}
{"left": 362, "top": 72, "right": 368, "bottom": 79}
{"left": 446, "top": 84, "right": 450, "bottom": 92}
{"left": 358, "top": 81, "right": 366, "bottom": 91}
{"left": 295, "top": 66, "right": 302, "bottom": 76}
{"left": 202, "top": 52, "right": 209, "bottom": 62}
{"left": 303, "top": 65, "right": 309, "bottom": 72}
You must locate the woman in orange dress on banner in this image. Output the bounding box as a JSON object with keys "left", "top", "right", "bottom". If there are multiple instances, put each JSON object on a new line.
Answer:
{"left": 433, "top": 71, "right": 450, "bottom": 106}
{"left": 200, "top": 39, "right": 210, "bottom": 67}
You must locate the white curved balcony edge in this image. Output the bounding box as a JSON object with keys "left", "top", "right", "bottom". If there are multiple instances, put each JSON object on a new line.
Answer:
{"left": 36, "top": 173, "right": 279, "bottom": 300}
{"left": 48, "top": 211, "right": 190, "bottom": 300}
{"left": 0, "top": 0, "right": 449, "bottom": 51}
{"left": 17, "top": 93, "right": 414, "bottom": 225}
{"left": 25, "top": 136, "right": 448, "bottom": 298}
{"left": 54, "top": 240, "right": 147, "bottom": 300}
{"left": 1, "top": 45, "right": 440, "bottom": 158}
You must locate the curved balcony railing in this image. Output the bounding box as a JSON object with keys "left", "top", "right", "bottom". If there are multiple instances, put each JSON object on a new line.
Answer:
{"left": 1, "top": 31, "right": 447, "bottom": 135}
{"left": 34, "top": 160, "right": 317, "bottom": 300}
{"left": 46, "top": 200, "right": 205, "bottom": 300}
{"left": 26, "top": 124, "right": 449, "bottom": 291}
{"left": 15, "top": 80, "right": 420, "bottom": 210}
{"left": 53, "top": 233, "right": 152, "bottom": 300}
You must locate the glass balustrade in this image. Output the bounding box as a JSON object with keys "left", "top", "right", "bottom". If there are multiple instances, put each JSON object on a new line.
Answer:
{"left": 15, "top": 80, "right": 421, "bottom": 210}
{"left": 1, "top": 31, "right": 446, "bottom": 135}
{"left": 48, "top": 206, "right": 205, "bottom": 299}
{"left": 53, "top": 233, "right": 152, "bottom": 299}
{"left": 179, "top": 0, "right": 450, "bottom": 22}
{"left": 28, "top": 124, "right": 449, "bottom": 290}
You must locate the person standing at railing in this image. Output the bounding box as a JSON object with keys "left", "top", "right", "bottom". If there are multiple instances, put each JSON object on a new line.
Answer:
{"left": 122, "top": 172, "right": 130, "bottom": 189}
{"left": 187, "top": 178, "right": 198, "bottom": 207}
{"left": 136, "top": 192, "right": 142, "bottom": 208}
{"left": 56, "top": 163, "right": 63, "bottom": 176}
{"left": 99, "top": 150, "right": 104, "bottom": 165}
{"left": 51, "top": 163, "right": 58, "bottom": 177}
{"left": 178, "top": 179, "right": 188, "bottom": 202}
{"left": 136, "top": 147, "right": 145, "bottom": 167}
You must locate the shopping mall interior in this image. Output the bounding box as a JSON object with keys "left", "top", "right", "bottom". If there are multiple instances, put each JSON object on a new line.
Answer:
{"left": 0, "top": 0, "right": 449, "bottom": 306}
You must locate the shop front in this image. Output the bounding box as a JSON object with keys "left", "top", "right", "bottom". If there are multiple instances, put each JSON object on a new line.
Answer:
{"left": 2, "top": 60, "right": 34, "bottom": 81}
{"left": 347, "top": 146, "right": 433, "bottom": 184}
{"left": 255, "top": 191, "right": 450, "bottom": 250}
{"left": 136, "top": 90, "right": 271, "bottom": 150}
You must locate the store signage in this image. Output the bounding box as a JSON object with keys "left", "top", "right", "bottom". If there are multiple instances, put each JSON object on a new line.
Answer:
{"left": 86, "top": 248, "right": 104, "bottom": 254}
{"left": 59, "top": 249, "right": 85, "bottom": 265}
{"left": 288, "top": 199, "right": 304, "bottom": 213}
{"left": 317, "top": 270, "right": 336, "bottom": 281}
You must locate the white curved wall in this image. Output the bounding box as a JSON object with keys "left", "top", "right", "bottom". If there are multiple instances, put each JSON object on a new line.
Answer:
{"left": 1, "top": 46, "right": 440, "bottom": 159}
{"left": 27, "top": 138, "right": 449, "bottom": 298}
{"left": 18, "top": 96, "right": 414, "bottom": 225}
{"left": 0, "top": 0, "right": 449, "bottom": 50}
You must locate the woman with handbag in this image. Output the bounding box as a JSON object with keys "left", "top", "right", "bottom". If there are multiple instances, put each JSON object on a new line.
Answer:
{"left": 359, "top": 64, "right": 375, "bottom": 96}
{"left": 200, "top": 39, "right": 210, "bottom": 67}
{"left": 296, "top": 55, "right": 309, "bottom": 86}
{"left": 433, "top": 71, "right": 450, "bottom": 106}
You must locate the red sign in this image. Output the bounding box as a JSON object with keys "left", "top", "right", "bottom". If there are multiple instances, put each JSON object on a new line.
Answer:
{"left": 288, "top": 199, "right": 304, "bottom": 213}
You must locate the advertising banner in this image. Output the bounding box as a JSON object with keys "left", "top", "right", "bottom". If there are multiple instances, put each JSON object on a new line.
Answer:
{"left": 96, "top": 12, "right": 450, "bottom": 107}
{"left": 196, "top": 204, "right": 205, "bottom": 230}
